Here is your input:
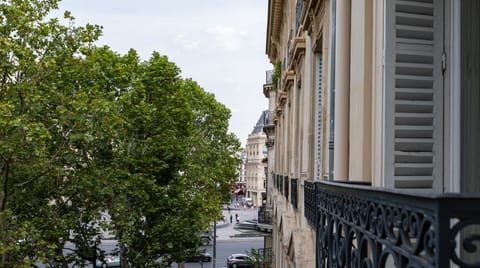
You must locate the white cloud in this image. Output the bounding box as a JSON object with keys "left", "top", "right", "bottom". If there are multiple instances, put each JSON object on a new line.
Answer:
{"left": 223, "top": 78, "right": 235, "bottom": 84}
{"left": 56, "top": 0, "right": 271, "bottom": 145}
{"left": 174, "top": 34, "right": 201, "bottom": 50}
{"left": 206, "top": 25, "right": 248, "bottom": 51}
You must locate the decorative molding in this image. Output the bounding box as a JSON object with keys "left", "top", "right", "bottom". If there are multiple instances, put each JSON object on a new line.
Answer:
{"left": 266, "top": 138, "right": 275, "bottom": 148}
{"left": 290, "top": 37, "right": 306, "bottom": 68}
{"left": 272, "top": 113, "right": 279, "bottom": 124}
{"left": 267, "top": 0, "right": 285, "bottom": 60}
{"left": 301, "top": 0, "right": 323, "bottom": 34}
{"left": 283, "top": 70, "right": 295, "bottom": 91}
{"left": 278, "top": 90, "right": 288, "bottom": 104}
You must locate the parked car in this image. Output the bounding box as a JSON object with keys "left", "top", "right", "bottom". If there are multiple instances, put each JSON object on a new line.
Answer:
{"left": 185, "top": 252, "right": 212, "bottom": 263}
{"left": 227, "top": 253, "right": 251, "bottom": 268}
{"left": 95, "top": 254, "right": 121, "bottom": 268}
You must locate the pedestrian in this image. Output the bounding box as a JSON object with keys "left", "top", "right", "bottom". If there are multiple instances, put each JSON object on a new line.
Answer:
{"left": 230, "top": 214, "right": 233, "bottom": 223}
{"left": 227, "top": 206, "right": 231, "bottom": 214}
{"left": 235, "top": 213, "right": 239, "bottom": 223}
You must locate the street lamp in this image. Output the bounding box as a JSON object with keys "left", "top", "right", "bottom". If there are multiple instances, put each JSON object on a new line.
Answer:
{"left": 212, "top": 218, "right": 217, "bottom": 268}
{"left": 212, "top": 182, "right": 220, "bottom": 268}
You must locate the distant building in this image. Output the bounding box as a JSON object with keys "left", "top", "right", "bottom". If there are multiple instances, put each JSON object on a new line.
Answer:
{"left": 245, "top": 111, "right": 269, "bottom": 207}
{"left": 236, "top": 149, "right": 247, "bottom": 185}
{"left": 231, "top": 149, "right": 248, "bottom": 199}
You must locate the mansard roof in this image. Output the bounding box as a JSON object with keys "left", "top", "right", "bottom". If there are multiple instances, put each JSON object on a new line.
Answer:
{"left": 251, "top": 110, "right": 272, "bottom": 134}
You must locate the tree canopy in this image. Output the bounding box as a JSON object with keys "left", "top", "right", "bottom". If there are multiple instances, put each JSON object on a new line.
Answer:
{"left": 0, "top": 1, "right": 241, "bottom": 267}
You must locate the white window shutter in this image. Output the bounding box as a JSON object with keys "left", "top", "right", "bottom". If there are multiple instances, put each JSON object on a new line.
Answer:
{"left": 314, "top": 52, "right": 323, "bottom": 181}
{"left": 385, "top": 0, "right": 444, "bottom": 190}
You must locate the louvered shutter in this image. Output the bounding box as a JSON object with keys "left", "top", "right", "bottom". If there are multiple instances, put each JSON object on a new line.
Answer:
{"left": 314, "top": 52, "right": 323, "bottom": 181}
{"left": 385, "top": 0, "right": 444, "bottom": 190}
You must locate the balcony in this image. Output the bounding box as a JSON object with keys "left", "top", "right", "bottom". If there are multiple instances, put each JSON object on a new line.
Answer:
{"left": 291, "top": 178, "right": 298, "bottom": 209}
{"left": 263, "top": 69, "right": 275, "bottom": 98}
{"left": 284, "top": 176, "right": 289, "bottom": 201}
{"left": 258, "top": 206, "right": 272, "bottom": 225}
{"left": 276, "top": 175, "right": 283, "bottom": 193}
{"left": 303, "top": 180, "right": 480, "bottom": 267}
{"left": 258, "top": 247, "right": 272, "bottom": 267}
{"left": 265, "top": 69, "right": 274, "bottom": 85}
{"left": 304, "top": 180, "right": 316, "bottom": 226}
{"left": 257, "top": 206, "right": 272, "bottom": 233}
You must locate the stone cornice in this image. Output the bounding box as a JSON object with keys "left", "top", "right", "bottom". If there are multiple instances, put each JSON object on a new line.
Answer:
{"left": 266, "top": 0, "right": 285, "bottom": 61}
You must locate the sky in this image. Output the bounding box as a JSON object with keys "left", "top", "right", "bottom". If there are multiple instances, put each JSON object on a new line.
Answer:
{"left": 53, "top": 0, "right": 272, "bottom": 147}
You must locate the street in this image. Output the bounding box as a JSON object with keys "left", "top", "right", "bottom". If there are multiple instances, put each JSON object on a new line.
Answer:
{"left": 174, "top": 239, "right": 264, "bottom": 268}
{"left": 173, "top": 206, "right": 266, "bottom": 268}
{"left": 36, "top": 206, "right": 266, "bottom": 268}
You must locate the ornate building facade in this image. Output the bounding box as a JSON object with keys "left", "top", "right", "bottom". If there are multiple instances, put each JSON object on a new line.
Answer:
{"left": 245, "top": 111, "right": 269, "bottom": 207}
{"left": 264, "top": 0, "right": 480, "bottom": 267}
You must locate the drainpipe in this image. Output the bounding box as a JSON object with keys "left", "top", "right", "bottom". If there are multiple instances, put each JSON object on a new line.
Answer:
{"left": 333, "top": 0, "right": 351, "bottom": 181}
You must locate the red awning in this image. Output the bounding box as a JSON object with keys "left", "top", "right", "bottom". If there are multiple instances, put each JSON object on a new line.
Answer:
{"left": 234, "top": 189, "right": 245, "bottom": 195}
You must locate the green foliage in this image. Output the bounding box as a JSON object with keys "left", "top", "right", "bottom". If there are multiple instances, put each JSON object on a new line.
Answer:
{"left": 0, "top": 0, "right": 241, "bottom": 267}
{"left": 271, "top": 61, "right": 282, "bottom": 90}
{"left": 245, "top": 248, "right": 262, "bottom": 268}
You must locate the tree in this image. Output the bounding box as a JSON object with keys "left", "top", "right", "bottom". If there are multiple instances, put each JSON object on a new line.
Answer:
{"left": 0, "top": 0, "right": 107, "bottom": 266}
{"left": 108, "top": 54, "right": 241, "bottom": 267}
{"left": 169, "top": 79, "right": 241, "bottom": 264}
{"left": 0, "top": 1, "right": 241, "bottom": 267}
{"left": 106, "top": 52, "right": 195, "bottom": 266}
{"left": 181, "top": 78, "right": 241, "bottom": 220}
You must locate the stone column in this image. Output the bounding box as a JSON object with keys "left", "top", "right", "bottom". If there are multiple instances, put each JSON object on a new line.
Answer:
{"left": 334, "top": 0, "right": 351, "bottom": 180}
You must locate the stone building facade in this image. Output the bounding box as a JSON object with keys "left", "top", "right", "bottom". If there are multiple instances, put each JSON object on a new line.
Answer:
{"left": 264, "top": 0, "right": 480, "bottom": 267}
{"left": 245, "top": 111, "right": 269, "bottom": 207}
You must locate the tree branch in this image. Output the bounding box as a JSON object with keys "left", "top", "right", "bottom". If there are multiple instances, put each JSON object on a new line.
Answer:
{"left": 14, "top": 165, "right": 54, "bottom": 188}
{"left": 0, "top": 161, "right": 9, "bottom": 212}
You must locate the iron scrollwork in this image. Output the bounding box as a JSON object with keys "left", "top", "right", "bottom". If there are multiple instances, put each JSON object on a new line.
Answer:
{"left": 304, "top": 180, "right": 316, "bottom": 227}
{"left": 449, "top": 217, "right": 480, "bottom": 267}
{"left": 291, "top": 178, "right": 298, "bottom": 209}
{"left": 313, "top": 181, "right": 480, "bottom": 268}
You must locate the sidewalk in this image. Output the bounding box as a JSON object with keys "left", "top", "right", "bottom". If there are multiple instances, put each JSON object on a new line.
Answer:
{"left": 214, "top": 206, "right": 262, "bottom": 241}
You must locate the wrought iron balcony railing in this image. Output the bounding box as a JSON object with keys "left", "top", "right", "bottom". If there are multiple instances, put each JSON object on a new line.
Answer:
{"left": 265, "top": 69, "right": 274, "bottom": 85}
{"left": 304, "top": 180, "right": 316, "bottom": 227}
{"left": 291, "top": 178, "right": 298, "bottom": 209}
{"left": 307, "top": 180, "right": 480, "bottom": 268}
{"left": 258, "top": 206, "right": 272, "bottom": 225}
{"left": 279, "top": 175, "right": 284, "bottom": 195}
{"left": 258, "top": 247, "right": 272, "bottom": 267}
{"left": 276, "top": 175, "right": 281, "bottom": 192}
{"left": 284, "top": 176, "right": 289, "bottom": 200}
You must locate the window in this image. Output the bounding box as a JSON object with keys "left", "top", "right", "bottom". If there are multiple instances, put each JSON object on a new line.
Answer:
{"left": 384, "top": 0, "right": 445, "bottom": 190}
